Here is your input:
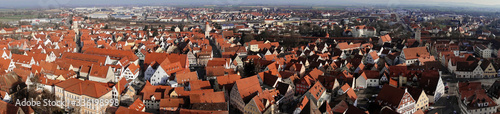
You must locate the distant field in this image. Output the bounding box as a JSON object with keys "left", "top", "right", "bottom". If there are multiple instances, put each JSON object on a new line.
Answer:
{"left": 0, "top": 9, "right": 15, "bottom": 12}
{"left": 0, "top": 15, "right": 37, "bottom": 22}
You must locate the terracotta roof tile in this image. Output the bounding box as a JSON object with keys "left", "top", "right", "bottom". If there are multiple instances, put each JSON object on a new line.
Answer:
{"left": 83, "top": 48, "right": 138, "bottom": 61}
{"left": 189, "top": 91, "right": 225, "bottom": 104}
{"left": 159, "top": 98, "right": 184, "bottom": 107}
{"left": 235, "top": 76, "right": 262, "bottom": 102}
{"left": 189, "top": 80, "right": 211, "bottom": 91}
{"left": 128, "top": 98, "right": 145, "bottom": 111}
{"left": 115, "top": 106, "right": 151, "bottom": 114}
{"left": 179, "top": 109, "right": 228, "bottom": 114}
{"left": 61, "top": 79, "right": 112, "bottom": 98}
{"left": 360, "top": 70, "right": 380, "bottom": 79}
{"left": 376, "top": 84, "right": 409, "bottom": 108}
{"left": 403, "top": 47, "right": 429, "bottom": 60}
{"left": 216, "top": 74, "right": 241, "bottom": 87}
{"left": 175, "top": 70, "right": 198, "bottom": 84}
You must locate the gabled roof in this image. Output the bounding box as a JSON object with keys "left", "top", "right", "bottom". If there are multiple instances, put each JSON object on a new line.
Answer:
{"left": 376, "top": 84, "right": 407, "bottom": 108}
{"left": 179, "top": 108, "right": 228, "bottom": 114}
{"left": 307, "top": 68, "right": 323, "bottom": 80}
{"left": 0, "top": 100, "right": 21, "bottom": 114}
{"left": 369, "top": 51, "right": 379, "bottom": 60}
{"left": 127, "top": 63, "right": 140, "bottom": 74}
{"left": 344, "top": 105, "right": 366, "bottom": 114}
{"left": 345, "top": 87, "right": 357, "bottom": 102}
{"left": 117, "top": 78, "right": 128, "bottom": 94}
{"left": 61, "top": 52, "right": 107, "bottom": 65}
{"left": 159, "top": 61, "right": 183, "bottom": 75}
{"left": 340, "top": 83, "right": 351, "bottom": 92}
{"left": 63, "top": 80, "right": 112, "bottom": 98}
{"left": 407, "top": 87, "right": 424, "bottom": 101}
{"left": 480, "top": 60, "right": 492, "bottom": 70}
{"left": 175, "top": 70, "right": 198, "bottom": 84}
{"left": 83, "top": 47, "right": 139, "bottom": 61}
{"left": 308, "top": 81, "right": 326, "bottom": 100}
{"left": 403, "top": 47, "right": 429, "bottom": 60}
{"left": 159, "top": 98, "right": 184, "bottom": 107}
{"left": 189, "top": 80, "right": 211, "bottom": 91}
{"left": 128, "top": 98, "right": 145, "bottom": 112}
{"left": 216, "top": 74, "right": 241, "bottom": 87}
{"left": 189, "top": 91, "right": 225, "bottom": 104}
{"left": 360, "top": 70, "right": 380, "bottom": 79}
{"left": 380, "top": 34, "right": 392, "bottom": 42}
{"left": 234, "top": 76, "right": 262, "bottom": 103}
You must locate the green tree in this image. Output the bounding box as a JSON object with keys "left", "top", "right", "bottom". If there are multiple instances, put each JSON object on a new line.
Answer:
{"left": 143, "top": 25, "right": 149, "bottom": 31}
{"left": 153, "top": 30, "right": 159, "bottom": 37}
{"left": 242, "top": 33, "right": 255, "bottom": 43}
{"left": 171, "top": 26, "right": 176, "bottom": 31}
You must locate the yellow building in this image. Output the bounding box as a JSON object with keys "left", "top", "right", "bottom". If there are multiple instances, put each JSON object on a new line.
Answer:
{"left": 481, "top": 61, "right": 497, "bottom": 78}
{"left": 409, "top": 88, "right": 429, "bottom": 111}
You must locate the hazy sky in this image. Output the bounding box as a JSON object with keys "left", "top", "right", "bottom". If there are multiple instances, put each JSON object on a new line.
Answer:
{"left": 2, "top": 0, "right": 500, "bottom": 8}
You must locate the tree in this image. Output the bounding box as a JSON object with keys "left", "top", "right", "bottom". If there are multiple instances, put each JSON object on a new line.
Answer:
{"left": 153, "top": 30, "right": 159, "bottom": 37}
{"left": 242, "top": 33, "right": 255, "bottom": 43}
{"left": 171, "top": 26, "right": 176, "bottom": 31}
{"left": 103, "top": 24, "right": 109, "bottom": 29}
{"left": 256, "top": 31, "right": 270, "bottom": 41}
{"left": 11, "top": 74, "right": 62, "bottom": 113}
{"left": 143, "top": 25, "right": 149, "bottom": 31}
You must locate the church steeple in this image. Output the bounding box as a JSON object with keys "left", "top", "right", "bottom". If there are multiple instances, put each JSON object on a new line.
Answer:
{"left": 415, "top": 28, "right": 421, "bottom": 44}
{"left": 205, "top": 22, "right": 211, "bottom": 38}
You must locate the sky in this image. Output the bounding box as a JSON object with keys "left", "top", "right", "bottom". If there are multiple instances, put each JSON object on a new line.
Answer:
{"left": 1, "top": 0, "right": 500, "bottom": 8}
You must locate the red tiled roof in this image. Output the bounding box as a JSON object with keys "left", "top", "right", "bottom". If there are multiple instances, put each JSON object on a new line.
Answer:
{"left": 235, "top": 76, "right": 262, "bottom": 102}
{"left": 61, "top": 53, "right": 106, "bottom": 65}
{"left": 369, "top": 51, "right": 379, "bottom": 60}
{"left": 403, "top": 47, "right": 429, "bottom": 60}
{"left": 83, "top": 48, "right": 139, "bottom": 61}
{"left": 61, "top": 79, "right": 112, "bottom": 98}
{"left": 380, "top": 34, "right": 392, "bottom": 42}
{"left": 360, "top": 70, "right": 380, "bottom": 79}
{"left": 189, "top": 80, "right": 211, "bottom": 91}
{"left": 175, "top": 70, "right": 198, "bottom": 84}
{"left": 159, "top": 61, "right": 183, "bottom": 75}
{"left": 179, "top": 109, "right": 228, "bottom": 114}
{"left": 308, "top": 81, "right": 326, "bottom": 100}
{"left": 115, "top": 106, "right": 151, "bottom": 114}
{"left": 376, "top": 84, "right": 409, "bottom": 108}
{"left": 205, "top": 66, "right": 226, "bottom": 77}
{"left": 117, "top": 77, "right": 128, "bottom": 94}
{"left": 159, "top": 98, "right": 184, "bottom": 107}
{"left": 216, "top": 74, "right": 241, "bottom": 87}
{"left": 332, "top": 100, "right": 348, "bottom": 113}
{"left": 189, "top": 91, "right": 225, "bottom": 104}
{"left": 0, "top": 100, "right": 20, "bottom": 114}
{"left": 128, "top": 98, "right": 145, "bottom": 111}
{"left": 89, "top": 65, "right": 110, "bottom": 78}
{"left": 307, "top": 68, "right": 323, "bottom": 80}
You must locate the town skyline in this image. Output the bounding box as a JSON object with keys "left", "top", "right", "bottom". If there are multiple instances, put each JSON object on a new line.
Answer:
{"left": 2, "top": 0, "right": 500, "bottom": 9}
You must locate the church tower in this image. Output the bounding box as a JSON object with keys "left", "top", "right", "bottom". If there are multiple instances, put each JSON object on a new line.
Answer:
{"left": 205, "top": 22, "right": 211, "bottom": 38}
{"left": 415, "top": 28, "right": 421, "bottom": 43}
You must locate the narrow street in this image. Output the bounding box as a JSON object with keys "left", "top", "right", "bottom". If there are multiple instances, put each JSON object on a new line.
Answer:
{"left": 209, "top": 37, "right": 222, "bottom": 58}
